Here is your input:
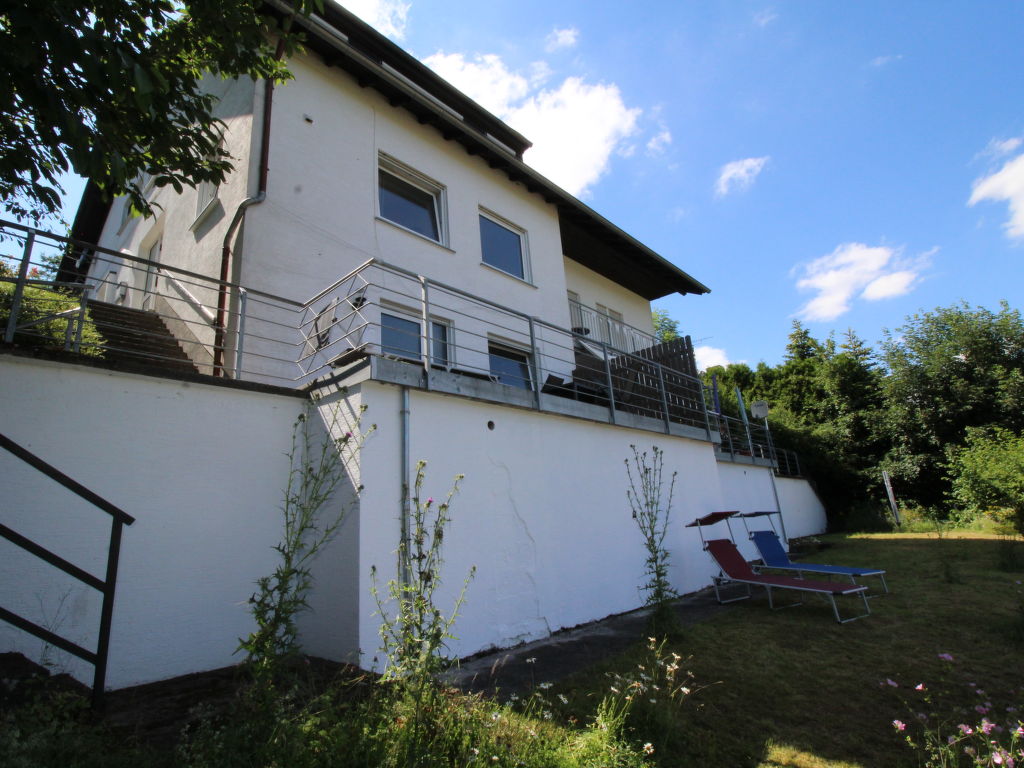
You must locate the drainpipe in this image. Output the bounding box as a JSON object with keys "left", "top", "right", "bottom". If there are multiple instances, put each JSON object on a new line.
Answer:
{"left": 399, "top": 387, "right": 412, "bottom": 586}
{"left": 212, "top": 36, "right": 285, "bottom": 375}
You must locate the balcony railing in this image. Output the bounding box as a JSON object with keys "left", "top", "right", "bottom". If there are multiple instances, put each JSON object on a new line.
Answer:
{"left": 714, "top": 412, "right": 803, "bottom": 477}
{"left": 2, "top": 220, "right": 806, "bottom": 458}
{"left": 568, "top": 298, "right": 655, "bottom": 354}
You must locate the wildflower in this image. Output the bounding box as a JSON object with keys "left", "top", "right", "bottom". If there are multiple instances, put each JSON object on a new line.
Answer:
{"left": 538, "top": 682, "right": 552, "bottom": 690}
{"left": 977, "top": 705, "right": 990, "bottom": 715}
{"left": 981, "top": 718, "right": 996, "bottom": 734}
{"left": 948, "top": 735, "right": 957, "bottom": 744}
{"left": 557, "top": 694, "right": 568, "bottom": 705}
{"left": 938, "top": 652, "right": 954, "bottom": 662}
{"left": 426, "top": 497, "right": 434, "bottom": 506}
{"left": 508, "top": 693, "right": 519, "bottom": 702}
{"left": 978, "top": 689, "right": 987, "bottom": 697}
{"left": 886, "top": 678, "right": 899, "bottom": 688}
{"left": 491, "top": 712, "right": 501, "bottom": 722}
{"left": 1015, "top": 725, "right": 1024, "bottom": 737}
{"left": 525, "top": 657, "right": 536, "bottom": 664}
{"left": 643, "top": 742, "right": 655, "bottom": 755}
{"left": 959, "top": 724, "right": 974, "bottom": 735}
{"left": 610, "top": 686, "right": 620, "bottom": 694}
{"left": 491, "top": 756, "right": 498, "bottom": 763}
{"left": 915, "top": 683, "right": 926, "bottom": 691}
{"left": 649, "top": 698, "right": 657, "bottom": 704}
{"left": 893, "top": 720, "right": 906, "bottom": 732}
{"left": 681, "top": 687, "right": 691, "bottom": 695}
{"left": 964, "top": 746, "right": 976, "bottom": 757}
{"left": 543, "top": 710, "right": 552, "bottom": 720}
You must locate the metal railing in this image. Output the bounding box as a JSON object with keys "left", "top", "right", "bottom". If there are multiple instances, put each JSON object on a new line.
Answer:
{"left": 0, "top": 432, "right": 135, "bottom": 707}
{"left": 3, "top": 220, "right": 741, "bottom": 442}
{"left": 568, "top": 298, "right": 655, "bottom": 354}
{"left": 714, "top": 412, "right": 803, "bottom": 477}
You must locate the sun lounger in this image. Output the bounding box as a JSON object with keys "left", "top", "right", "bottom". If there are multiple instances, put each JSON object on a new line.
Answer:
{"left": 704, "top": 538, "right": 871, "bottom": 624}
{"left": 749, "top": 530, "right": 888, "bottom": 595}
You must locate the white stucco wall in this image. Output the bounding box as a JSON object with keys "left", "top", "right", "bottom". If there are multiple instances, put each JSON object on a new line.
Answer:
{"left": 0, "top": 355, "right": 309, "bottom": 688}
{"left": 563, "top": 257, "right": 654, "bottom": 336}
{"left": 348, "top": 381, "right": 826, "bottom": 666}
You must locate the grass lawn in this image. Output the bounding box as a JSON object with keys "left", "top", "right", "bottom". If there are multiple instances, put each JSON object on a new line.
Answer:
{"left": 554, "top": 531, "right": 1024, "bottom": 767}
{"left": 3, "top": 532, "right": 1022, "bottom": 767}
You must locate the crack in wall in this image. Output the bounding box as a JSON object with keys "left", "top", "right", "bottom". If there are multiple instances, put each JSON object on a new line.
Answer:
{"left": 487, "top": 456, "right": 548, "bottom": 640}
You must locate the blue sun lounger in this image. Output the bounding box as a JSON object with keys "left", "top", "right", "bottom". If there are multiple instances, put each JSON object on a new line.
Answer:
{"left": 749, "top": 529, "right": 888, "bottom": 595}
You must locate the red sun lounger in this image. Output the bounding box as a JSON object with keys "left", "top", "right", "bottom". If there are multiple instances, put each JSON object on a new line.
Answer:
{"left": 750, "top": 530, "right": 889, "bottom": 596}
{"left": 704, "top": 538, "right": 871, "bottom": 624}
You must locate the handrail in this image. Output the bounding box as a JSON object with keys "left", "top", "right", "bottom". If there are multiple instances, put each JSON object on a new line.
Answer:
{"left": 0, "top": 219, "right": 304, "bottom": 307}
{"left": 0, "top": 433, "right": 135, "bottom": 525}
{"left": 0, "top": 431, "right": 134, "bottom": 707}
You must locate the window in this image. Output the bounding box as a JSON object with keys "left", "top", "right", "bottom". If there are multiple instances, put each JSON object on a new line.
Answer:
{"left": 488, "top": 343, "right": 532, "bottom": 389}
{"left": 196, "top": 175, "right": 219, "bottom": 219}
{"left": 381, "top": 312, "right": 451, "bottom": 366}
{"left": 378, "top": 155, "right": 446, "bottom": 244}
{"left": 479, "top": 211, "right": 527, "bottom": 280}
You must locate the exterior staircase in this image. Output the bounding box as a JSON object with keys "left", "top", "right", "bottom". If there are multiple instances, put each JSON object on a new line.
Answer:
{"left": 88, "top": 301, "right": 199, "bottom": 375}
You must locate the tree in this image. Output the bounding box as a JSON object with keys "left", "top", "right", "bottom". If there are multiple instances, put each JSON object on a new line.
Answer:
{"left": 881, "top": 301, "right": 1024, "bottom": 510}
{"left": 651, "top": 308, "right": 680, "bottom": 343}
{"left": 947, "top": 426, "right": 1024, "bottom": 534}
{"left": 1, "top": 0, "right": 321, "bottom": 224}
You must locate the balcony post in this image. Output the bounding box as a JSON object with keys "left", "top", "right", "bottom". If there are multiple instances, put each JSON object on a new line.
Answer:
{"left": 420, "top": 276, "right": 431, "bottom": 390}
{"left": 600, "top": 341, "right": 617, "bottom": 424}
{"left": 698, "top": 380, "right": 714, "bottom": 442}
{"left": 4, "top": 230, "right": 35, "bottom": 343}
{"left": 655, "top": 362, "right": 671, "bottom": 434}
{"left": 234, "top": 288, "right": 248, "bottom": 380}
{"left": 528, "top": 317, "right": 542, "bottom": 409}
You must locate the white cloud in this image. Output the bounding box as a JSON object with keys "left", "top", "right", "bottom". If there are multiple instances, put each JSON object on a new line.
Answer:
{"left": 753, "top": 9, "right": 778, "bottom": 27}
{"left": 646, "top": 128, "right": 672, "bottom": 157}
{"left": 969, "top": 152, "right": 1024, "bottom": 239}
{"left": 423, "top": 52, "right": 640, "bottom": 196}
{"left": 869, "top": 54, "right": 903, "bottom": 68}
{"left": 794, "top": 242, "right": 929, "bottom": 322}
{"left": 545, "top": 27, "right": 579, "bottom": 52}
{"left": 421, "top": 52, "right": 530, "bottom": 116}
{"left": 715, "top": 156, "right": 769, "bottom": 197}
{"left": 337, "top": 0, "right": 410, "bottom": 40}
{"left": 695, "top": 346, "right": 730, "bottom": 371}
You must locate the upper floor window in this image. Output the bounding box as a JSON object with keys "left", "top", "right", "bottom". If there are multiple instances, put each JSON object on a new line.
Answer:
{"left": 378, "top": 154, "right": 447, "bottom": 245}
{"left": 479, "top": 210, "right": 528, "bottom": 281}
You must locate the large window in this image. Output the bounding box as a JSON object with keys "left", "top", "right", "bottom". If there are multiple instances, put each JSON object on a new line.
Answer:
{"left": 488, "top": 343, "right": 532, "bottom": 389}
{"left": 381, "top": 312, "right": 451, "bottom": 366}
{"left": 479, "top": 211, "right": 528, "bottom": 280}
{"left": 378, "top": 155, "right": 446, "bottom": 244}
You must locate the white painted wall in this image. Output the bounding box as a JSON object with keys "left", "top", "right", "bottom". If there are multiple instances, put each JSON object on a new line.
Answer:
{"left": 563, "top": 257, "right": 654, "bottom": 335}
{"left": 349, "top": 381, "right": 828, "bottom": 667}
{"left": 0, "top": 356, "right": 307, "bottom": 688}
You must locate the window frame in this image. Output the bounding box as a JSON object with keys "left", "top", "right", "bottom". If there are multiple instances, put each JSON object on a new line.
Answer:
{"left": 478, "top": 208, "right": 530, "bottom": 282}
{"left": 379, "top": 306, "right": 454, "bottom": 367}
{"left": 377, "top": 154, "right": 448, "bottom": 246}
{"left": 487, "top": 341, "right": 533, "bottom": 390}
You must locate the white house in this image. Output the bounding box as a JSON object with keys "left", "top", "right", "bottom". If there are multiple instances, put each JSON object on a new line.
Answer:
{"left": 0, "top": 2, "right": 826, "bottom": 690}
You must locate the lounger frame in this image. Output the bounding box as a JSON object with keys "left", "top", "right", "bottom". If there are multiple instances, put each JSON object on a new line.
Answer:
{"left": 749, "top": 529, "right": 889, "bottom": 597}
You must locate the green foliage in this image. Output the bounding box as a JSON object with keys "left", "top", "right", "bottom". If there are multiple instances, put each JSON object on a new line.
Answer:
{"left": 651, "top": 307, "right": 680, "bottom": 343}
{"left": 947, "top": 426, "right": 1024, "bottom": 535}
{"left": 0, "top": 0, "right": 323, "bottom": 224}
{"left": 625, "top": 445, "right": 678, "bottom": 633}
{"left": 239, "top": 401, "right": 373, "bottom": 679}
{"left": 882, "top": 301, "right": 1024, "bottom": 511}
{"left": 0, "top": 279, "right": 104, "bottom": 354}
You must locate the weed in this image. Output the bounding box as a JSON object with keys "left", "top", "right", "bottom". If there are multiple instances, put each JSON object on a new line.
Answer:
{"left": 625, "top": 444, "right": 679, "bottom": 634}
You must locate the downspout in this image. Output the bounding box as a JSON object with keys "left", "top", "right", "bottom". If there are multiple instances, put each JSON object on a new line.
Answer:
{"left": 399, "top": 387, "right": 412, "bottom": 587}
{"left": 213, "top": 36, "right": 285, "bottom": 375}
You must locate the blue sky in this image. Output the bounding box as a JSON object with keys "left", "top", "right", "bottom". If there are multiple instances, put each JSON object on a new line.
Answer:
{"left": 55, "top": 0, "right": 1024, "bottom": 368}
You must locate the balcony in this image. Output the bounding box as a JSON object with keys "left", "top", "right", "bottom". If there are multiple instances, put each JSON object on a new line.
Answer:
{"left": 567, "top": 298, "right": 655, "bottom": 354}
{"left": 1, "top": 218, "right": 796, "bottom": 468}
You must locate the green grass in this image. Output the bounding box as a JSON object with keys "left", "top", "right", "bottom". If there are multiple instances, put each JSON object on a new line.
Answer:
{"left": 554, "top": 532, "right": 1024, "bottom": 767}
{"left": 3, "top": 533, "right": 1023, "bottom": 767}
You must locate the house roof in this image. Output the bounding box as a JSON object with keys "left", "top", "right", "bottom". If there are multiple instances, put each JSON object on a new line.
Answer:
{"left": 278, "top": 1, "right": 710, "bottom": 300}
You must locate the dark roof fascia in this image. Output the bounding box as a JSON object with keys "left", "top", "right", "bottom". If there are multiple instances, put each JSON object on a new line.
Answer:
{"left": 278, "top": 2, "right": 710, "bottom": 299}
{"left": 60, "top": 180, "right": 112, "bottom": 283}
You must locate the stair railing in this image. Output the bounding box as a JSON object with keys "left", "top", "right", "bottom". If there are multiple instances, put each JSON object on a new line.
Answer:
{"left": 0, "top": 432, "right": 135, "bottom": 707}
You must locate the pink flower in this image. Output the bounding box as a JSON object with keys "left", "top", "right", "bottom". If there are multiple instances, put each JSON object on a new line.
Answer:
{"left": 977, "top": 705, "right": 990, "bottom": 715}
{"left": 938, "top": 653, "right": 954, "bottom": 662}
{"left": 893, "top": 719, "right": 906, "bottom": 732}
{"left": 959, "top": 724, "right": 974, "bottom": 735}
{"left": 1015, "top": 725, "right": 1024, "bottom": 737}
{"left": 981, "top": 718, "right": 995, "bottom": 735}
{"left": 915, "top": 683, "right": 926, "bottom": 691}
